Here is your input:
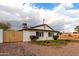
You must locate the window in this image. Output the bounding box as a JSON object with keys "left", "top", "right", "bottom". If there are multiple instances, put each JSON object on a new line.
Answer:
{"left": 36, "top": 32, "right": 40, "bottom": 37}
{"left": 48, "top": 32, "right": 52, "bottom": 37}
{"left": 36, "top": 32, "right": 44, "bottom": 37}
{"left": 39, "top": 32, "right": 41, "bottom": 37}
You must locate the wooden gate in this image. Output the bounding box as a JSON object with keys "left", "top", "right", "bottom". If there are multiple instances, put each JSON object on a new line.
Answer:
{"left": 3, "top": 31, "right": 23, "bottom": 42}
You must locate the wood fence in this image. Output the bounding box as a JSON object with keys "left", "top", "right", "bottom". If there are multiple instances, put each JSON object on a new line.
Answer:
{"left": 3, "top": 31, "right": 23, "bottom": 42}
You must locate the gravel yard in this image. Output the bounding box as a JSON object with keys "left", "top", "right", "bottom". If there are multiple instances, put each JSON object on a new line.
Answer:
{"left": 0, "top": 42, "right": 79, "bottom": 56}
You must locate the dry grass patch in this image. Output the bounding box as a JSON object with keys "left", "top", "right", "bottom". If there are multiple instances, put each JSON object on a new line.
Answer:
{"left": 30, "top": 40, "right": 69, "bottom": 47}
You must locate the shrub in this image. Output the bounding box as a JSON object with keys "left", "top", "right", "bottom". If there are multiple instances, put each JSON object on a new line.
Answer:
{"left": 30, "top": 35, "right": 39, "bottom": 41}
{"left": 53, "top": 35, "right": 59, "bottom": 40}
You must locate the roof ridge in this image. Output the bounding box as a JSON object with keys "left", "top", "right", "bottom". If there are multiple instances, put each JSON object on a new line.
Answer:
{"left": 30, "top": 24, "right": 54, "bottom": 31}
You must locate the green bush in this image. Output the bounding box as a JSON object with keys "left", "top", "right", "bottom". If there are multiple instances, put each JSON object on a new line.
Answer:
{"left": 30, "top": 35, "right": 39, "bottom": 41}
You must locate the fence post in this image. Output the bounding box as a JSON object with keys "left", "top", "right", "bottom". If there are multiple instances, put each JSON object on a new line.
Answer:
{"left": 0, "top": 29, "right": 3, "bottom": 43}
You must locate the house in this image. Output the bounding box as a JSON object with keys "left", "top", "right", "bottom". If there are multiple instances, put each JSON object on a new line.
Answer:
{"left": 0, "top": 24, "right": 59, "bottom": 43}
{"left": 20, "top": 24, "right": 59, "bottom": 41}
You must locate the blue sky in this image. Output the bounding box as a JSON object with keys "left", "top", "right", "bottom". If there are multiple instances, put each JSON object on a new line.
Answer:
{"left": 32, "top": 3, "right": 59, "bottom": 10}
{"left": 32, "top": 3, "right": 79, "bottom": 10}
{"left": 72, "top": 3, "right": 79, "bottom": 9}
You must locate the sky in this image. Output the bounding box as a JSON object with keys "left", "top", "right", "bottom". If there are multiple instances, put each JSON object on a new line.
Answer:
{"left": 0, "top": 0, "right": 79, "bottom": 33}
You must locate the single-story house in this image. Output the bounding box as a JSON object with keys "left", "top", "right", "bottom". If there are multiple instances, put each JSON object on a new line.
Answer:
{"left": 0, "top": 24, "right": 59, "bottom": 43}
{"left": 19, "top": 24, "right": 59, "bottom": 41}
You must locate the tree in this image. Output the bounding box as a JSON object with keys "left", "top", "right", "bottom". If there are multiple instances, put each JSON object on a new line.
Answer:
{"left": 75, "top": 26, "right": 79, "bottom": 33}
{"left": 0, "top": 23, "right": 10, "bottom": 30}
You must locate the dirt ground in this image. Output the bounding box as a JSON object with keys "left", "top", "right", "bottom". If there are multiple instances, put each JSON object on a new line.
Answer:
{"left": 0, "top": 42, "right": 79, "bottom": 56}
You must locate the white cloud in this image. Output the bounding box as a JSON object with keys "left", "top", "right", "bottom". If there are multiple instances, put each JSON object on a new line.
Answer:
{"left": 0, "top": 1, "right": 79, "bottom": 33}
